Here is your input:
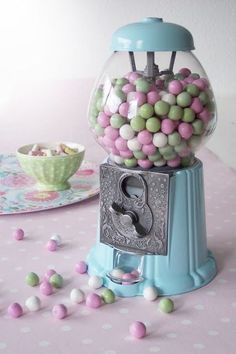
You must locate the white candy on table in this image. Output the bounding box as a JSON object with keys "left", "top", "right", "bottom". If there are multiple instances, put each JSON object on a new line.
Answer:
{"left": 143, "top": 286, "right": 158, "bottom": 301}
{"left": 50, "top": 233, "right": 62, "bottom": 246}
{"left": 88, "top": 275, "right": 103, "bottom": 289}
{"left": 25, "top": 296, "right": 41, "bottom": 311}
{"left": 70, "top": 288, "right": 85, "bottom": 303}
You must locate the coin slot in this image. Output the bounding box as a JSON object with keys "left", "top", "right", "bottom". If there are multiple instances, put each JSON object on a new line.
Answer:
{"left": 121, "top": 176, "right": 144, "bottom": 199}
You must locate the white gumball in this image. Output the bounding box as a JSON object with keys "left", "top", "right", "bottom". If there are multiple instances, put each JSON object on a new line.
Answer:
{"left": 110, "top": 268, "right": 125, "bottom": 279}
{"left": 127, "top": 137, "right": 142, "bottom": 152}
{"left": 70, "top": 288, "right": 85, "bottom": 304}
{"left": 162, "top": 93, "right": 176, "bottom": 105}
{"left": 50, "top": 233, "right": 62, "bottom": 246}
{"left": 114, "top": 156, "right": 124, "bottom": 165}
{"left": 88, "top": 275, "right": 103, "bottom": 289}
{"left": 154, "top": 159, "right": 167, "bottom": 167}
{"left": 143, "top": 286, "right": 158, "bottom": 301}
{"left": 159, "top": 90, "right": 168, "bottom": 97}
{"left": 153, "top": 132, "right": 168, "bottom": 148}
{"left": 119, "top": 124, "right": 135, "bottom": 140}
{"left": 25, "top": 296, "right": 41, "bottom": 311}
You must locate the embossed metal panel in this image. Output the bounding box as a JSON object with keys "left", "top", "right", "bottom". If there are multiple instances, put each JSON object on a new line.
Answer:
{"left": 100, "top": 163, "right": 169, "bottom": 255}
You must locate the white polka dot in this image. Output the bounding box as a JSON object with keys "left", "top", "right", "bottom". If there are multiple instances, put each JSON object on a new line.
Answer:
{"left": 119, "top": 308, "right": 129, "bottom": 314}
{"left": 194, "top": 304, "right": 205, "bottom": 310}
{"left": 39, "top": 340, "right": 50, "bottom": 347}
{"left": 35, "top": 240, "right": 43, "bottom": 245}
{"left": 1, "top": 257, "right": 8, "bottom": 261}
{"left": 18, "top": 248, "right": 26, "bottom": 252}
{"left": 166, "top": 332, "right": 177, "bottom": 338}
{"left": 124, "top": 335, "right": 132, "bottom": 341}
{"left": 193, "top": 343, "right": 205, "bottom": 350}
{"left": 61, "top": 325, "right": 72, "bottom": 332}
{"left": 41, "top": 311, "right": 51, "bottom": 318}
{"left": 80, "top": 309, "right": 91, "bottom": 316}
{"left": 32, "top": 256, "right": 40, "bottom": 261}
{"left": 65, "top": 225, "right": 71, "bottom": 229}
{"left": 0, "top": 279, "right": 4, "bottom": 283}
{"left": 15, "top": 266, "right": 23, "bottom": 271}
{"left": 102, "top": 323, "right": 112, "bottom": 330}
{"left": 0, "top": 343, "right": 7, "bottom": 350}
{"left": 81, "top": 338, "right": 93, "bottom": 345}
{"left": 206, "top": 291, "right": 216, "bottom": 296}
{"left": 149, "top": 347, "right": 161, "bottom": 353}
{"left": 232, "top": 302, "right": 236, "bottom": 308}
{"left": 104, "top": 351, "right": 116, "bottom": 354}
{"left": 79, "top": 246, "right": 86, "bottom": 250}
{"left": 78, "top": 231, "right": 85, "bottom": 235}
{"left": 47, "top": 265, "right": 56, "bottom": 270}
{"left": 10, "top": 288, "right": 19, "bottom": 293}
{"left": 6, "top": 240, "right": 13, "bottom": 245}
{"left": 223, "top": 219, "right": 231, "bottom": 223}
{"left": 221, "top": 317, "right": 231, "bottom": 323}
{"left": 181, "top": 319, "right": 192, "bottom": 325}
{"left": 218, "top": 278, "right": 227, "bottom": 284}
{"left": 20, "top": 327, "right": 31, "bottom": 333}
{"left": 226, "top": 241, "right": 233, "bottom": 246}
{"left": 63, "top": 255, "right": 72, "bottom": 260}
{"left": 52, "top": 218, "right": 59, "bottom": 222}
{"left": 229, "top": 268, "right": 236, "bottom": 272}
{"left": 208, "top": 330, "right": 218, "bottom": 336}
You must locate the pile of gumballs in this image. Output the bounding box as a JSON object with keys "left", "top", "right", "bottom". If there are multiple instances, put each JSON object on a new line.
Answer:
{"left": 9, "top": 227, "right": 175, "bottom": 339}
{"left": 89, "top": 68, "right": 215, "bottom": 169}
{"left": 27, "top": 143, "right": 78, "bottom": 157}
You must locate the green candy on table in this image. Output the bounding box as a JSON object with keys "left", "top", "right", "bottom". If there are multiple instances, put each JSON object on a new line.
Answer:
{"left": 159, "top": 144, "right": 174, "bottom": 156}
{"left": 192, "top": 119, "right": 204, "bottom": 135}
{"left": 198, "top": 91, "right": 209, "bottom": 105}
{"left": 186, "top": 84, "right": 200, "bottom": 97}
{"left": 146, "top": 117, "right": 161, "bottom": 133}
{"left": 182, "top": 107, "right": 195, "bottom": 122}
{"left": 116, "top": 78, "right": 129, "bottom": 86}
{"left": 110, "top": 114, "right": 126, "bottom": 129}
{"left": 159, "top": 298, "right": 174, "bottom": 313}
{"left": 49, "top": 273, "right": 63, "bottom": 288}
{"left": 133, "top": 151, "right": 146, "bottom": 160}
{"left": 101, "top": 288, "right": 116, "bottom": 304}
{"left": 176, "top": 92, "right": 192, "bottom": 107}
{"left": 135, "top": 78, "right": 151, "bottom": 93}
{"left": 139, "top": 103, "right": 154, "bottom": 119}
{"left": 26, "top": 272, "right": 40, "bottom": 287}
{"left": 130, "top": 116, "right": 146, "bottom": 132}
{"left": 148, "top": 151, "right": 162, "bottom": 162}
{"left": 154, "top": 101, "right": 170, "bottom": 116}
{"left": 124, "top": 158, "right": 137, "bottom": 168}
{"left": 168, "top": 132, "right": 181, "bottom": 146}
{"left": 94, "top": 124, "right": 104, "bottom": 136}
{"left": 168, "top": 105, "right": 183, "bottom": 120}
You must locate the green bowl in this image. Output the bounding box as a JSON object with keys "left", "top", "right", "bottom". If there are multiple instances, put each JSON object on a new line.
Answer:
{"left": 17, "top": 142, "right": 85, "bottom": 191}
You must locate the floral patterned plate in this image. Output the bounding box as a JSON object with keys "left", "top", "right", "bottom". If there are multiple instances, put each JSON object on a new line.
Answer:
{"left": 0, "top": 154, "right": 99, "bottom": 214}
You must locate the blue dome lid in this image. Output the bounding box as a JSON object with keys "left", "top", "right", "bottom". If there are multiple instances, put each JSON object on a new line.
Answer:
{"left": 111, "top": 17, "right": 195, "bottom": 52}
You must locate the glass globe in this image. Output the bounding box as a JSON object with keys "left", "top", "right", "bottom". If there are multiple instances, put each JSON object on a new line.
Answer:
{"left": 88, "top": 30, "right": 216, "bottom": 170}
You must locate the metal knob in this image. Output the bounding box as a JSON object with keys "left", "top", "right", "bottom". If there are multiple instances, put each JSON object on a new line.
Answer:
{"left": 109, "top": 202, "right": 146, "bottom": 238}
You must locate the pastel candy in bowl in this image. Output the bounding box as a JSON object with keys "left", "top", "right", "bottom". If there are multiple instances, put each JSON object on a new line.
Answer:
{"left": 17, "top": 142, "right": 85, "bottom": 191}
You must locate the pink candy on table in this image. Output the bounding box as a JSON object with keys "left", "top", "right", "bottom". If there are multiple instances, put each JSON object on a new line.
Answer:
{"left": 75, "top": 261, "right": 88, "bottom": 274}
{"left": 52, "top": 304, "right": 67, "bottom": 319}
{"left": 13, "top": 228, "right": 24, "bottom": 240}
{"left": 46, "top": 239, "right": 57, "bottom": 252}
{"left": 44, "top": 269, "right": 56, "bottom": 281}
{"left": 40, "top": 281, "right": 53, "bottom": 296}
{"left": 86, "top": 293, "right": 102, "bottom": 309}
{"left": 8, "top": 303, "right": 23, "bottom": 318}
{"left": 129, "top": 321, "right": 147, "bottom": 339}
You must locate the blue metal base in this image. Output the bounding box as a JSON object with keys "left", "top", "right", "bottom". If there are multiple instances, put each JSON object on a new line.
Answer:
{"left": 87, "top": 160, "right": 217, "bottom": 297}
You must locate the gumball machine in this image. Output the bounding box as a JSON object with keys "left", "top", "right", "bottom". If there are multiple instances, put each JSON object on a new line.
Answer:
{"left": 87, "top": 18, "right": 217, "bottom": 296}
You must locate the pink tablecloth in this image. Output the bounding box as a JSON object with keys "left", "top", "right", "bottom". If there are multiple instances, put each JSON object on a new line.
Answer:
{"left": 0, "top": 148, "right": 235, "bottom": 354}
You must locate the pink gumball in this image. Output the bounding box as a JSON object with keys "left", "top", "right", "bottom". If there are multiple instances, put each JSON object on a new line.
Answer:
{"left": 103, "top": 106, "right": 113, "bottom": 116}
{"left": 156, "top": 79, "right": 164, "bottom": 89}
{"left": 119, "top": 102, "right": 130, "bottom": 117}
{"left": 179, "top": 67, "right": 191, "bottom": 77}
{"left": 103, "top": 136, "right": 116, "bottom": 149}
{"left": 178, "top": 123, "right": 193, "bottom": 140}
{"left": 97, "top": 112, "right": 110, "bottom": 128}
{"left": 44, "top": 269, "right": 56, "bottom": 281}
{"left": 120, "top": 150, "right": 134, "bottom": 158}
{"left": 75, "top": 261, "right": 88, "bottom": 274}
{"left": 190, "top": 97, "right": 203, "bottom": 114}
{"left": 167, "top": 155, "right": 181, "bottom": 168}
{"left": 198, "top": 108, "right": 211, "bottom": 124}
{"left": 168, "top": 80, "right": 183, "bottom": 95}
{"left": 40, "top": 281, "right": 53, "bottom": 296}
{"left": 142, "top": 143, "right": 157, "bottom": 156}
{"left": 147, "top": 91, "right": 160, "bottom": 105}
{"left": 184, "top": 77, "right": 195, "bottom": 84}
{"left": 129, "top": 321, "right": 146, "bottom": 339}
{"left": 122, "top": 273, "right": 134, "bottom": 285}
{"left": 104, "top": 126, "right": 119, "bottom": 140}
{"left": 193, "top": 79, "right": 206, "bottom": 90}
{"left": 8, "top": 302, "right": 23, "bottom": 318}
{"left": 46, "top": 239, "right": 57, "bottom": 252}
{"left": 134, "top": 92, "right": 147, "bottom": 106}
{"left": 137, "top": 130, "right": 153, "bottom": 145}
{"left": 129, "top": 72, "right": 142, "bottom": 84}
{"left": 138, "top": 159, "right": 153, "bottom": 169}
{"left": 161, "top": 119, "right": 175, "bottom": 134}
{"left": 122, "top": 83, "right": 135, "bottom": 94}
{"left": 86, "top": 293, "right": 102, "bottom": 309}
{"left": 13, "top": 228, "right": 24, "bottom": 241}
{"left": 115, "top": 137, "right": 128, "bottom": 151}
{"left": 52, "top": 304, "right": 67, "bottom": 319}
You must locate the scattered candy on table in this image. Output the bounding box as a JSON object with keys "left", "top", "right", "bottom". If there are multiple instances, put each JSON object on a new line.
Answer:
{"left": 101, "top": 288, "right": 115, "bottom": 304}
{"left": 159, "top": 298, "right": 174, "bottom": 313}
{"left": 89, "top": 68, "right": 215, "bottom": 169}
{"left": 25, "top": 296, "right": 41, "bottom": 312}
{"left": 143, "top": 286, "right": 159, "bottom": 301}
{"left": 88, "top": 275, "right": 103, "bottom": 289}
{"left": 129, "top": 321, "right": 147, "bottom": 339}
{"left": 8, "top": 303, "right": 23, "bottom": 318}
{"left": 75, "top": 261, "right": 88, "bottom": 274}
{"left": 49, "top": 273, "right": 63, "bottom": 288}
{"left": 50, "top": 234, "right": 62, "bottom": 246}
{"left": 25, "top": 272, "right": 40, "bottom": 287}
{"left": 52, "top": 304, "right": 68, "bottom": 319}
{"left": 13, "top": 228, "right": 24, "bottom": 241}
{"left": 40, "top": 281, "right": 53, "bottom": 296}
{"left": 44, "top": 269, "right": 57, "bottom": 281}
{"left": 86, "top": 293, "right": 102, "bottom": 309}
{"left": 70, "top": 288, "right": 85, "bottom": 304}
{"left": 46, "top": 239, "right": 57, "bottom": 252}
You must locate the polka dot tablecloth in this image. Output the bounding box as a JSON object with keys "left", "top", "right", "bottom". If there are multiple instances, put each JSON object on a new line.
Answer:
{"left": 0, "top": 148, "right": 235, "bottom": 354}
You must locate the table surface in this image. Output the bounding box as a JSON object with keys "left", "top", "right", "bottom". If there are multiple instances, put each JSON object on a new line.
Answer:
{"left": 0, "top": 148, "right": 236, "bottom": 354}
